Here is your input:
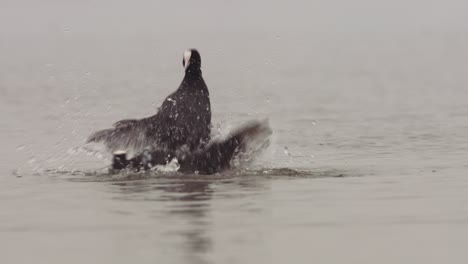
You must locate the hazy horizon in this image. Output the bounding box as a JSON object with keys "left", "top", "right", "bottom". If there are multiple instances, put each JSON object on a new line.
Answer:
{"left": 1, "top": 0, "right": 468, "bottom": 36}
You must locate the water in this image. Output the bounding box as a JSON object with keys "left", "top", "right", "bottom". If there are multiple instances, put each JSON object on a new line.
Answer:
{"left": 2, "top": 3, "right": 468, "bottom": 263}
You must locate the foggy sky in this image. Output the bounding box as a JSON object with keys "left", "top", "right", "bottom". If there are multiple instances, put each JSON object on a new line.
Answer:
{"left": 1, "top": 0, "right": 467, "bottom": 37}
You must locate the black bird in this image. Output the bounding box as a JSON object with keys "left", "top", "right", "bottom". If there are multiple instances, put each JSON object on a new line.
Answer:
{"left": 114, "top": 119, "right": 272, "bottom": 174}
{"left": 87, "top": 49, "right": 211, "bottom": 154}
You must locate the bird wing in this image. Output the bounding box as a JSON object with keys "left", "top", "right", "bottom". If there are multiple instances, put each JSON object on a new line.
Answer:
{"left": 113, "top": 119, "right": 139, "bottom": 128}
{"left": 179, "top": 119, "right": 272, "bottom": 174}
{"left": 87, "top": 117, "right": 159, "bottom": 155}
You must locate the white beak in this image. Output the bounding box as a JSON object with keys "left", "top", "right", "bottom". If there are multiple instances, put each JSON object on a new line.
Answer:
{"left": 183, "top": 50, "right": 192, "bottom": 70}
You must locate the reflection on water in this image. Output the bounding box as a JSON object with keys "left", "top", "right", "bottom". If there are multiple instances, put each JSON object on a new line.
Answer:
{"left": 113, "top": 179, "right": 214, "bottom": 262}
{"left": 108, "top": 175, "right": 272, "bottom": 264}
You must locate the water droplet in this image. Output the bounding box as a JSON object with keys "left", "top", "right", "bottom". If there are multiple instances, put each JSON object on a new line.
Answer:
{"left": 12, "top": 169, "right": 22, "bottom": 178}
{"left": 283, "top": 146, "right": 291, "bottom": 156}
{"left": 16, "top": 145, "right": 26, "bottom": 151}
{"left": 67, "top": 148, "right": 78, "bottom": 155}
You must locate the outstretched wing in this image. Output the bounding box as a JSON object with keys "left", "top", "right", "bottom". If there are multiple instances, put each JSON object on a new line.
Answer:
{"left": 180, "top": 119, "right": 272, "bottom": 174}
{"left": 87, "top": 118, "right": 158, "bottom": 155}
{"left": 113, "top": 119, "right": 139, "bottom": 128}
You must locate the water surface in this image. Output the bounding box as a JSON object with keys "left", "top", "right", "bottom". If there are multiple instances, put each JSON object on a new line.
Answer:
{"left": 1, "top": 3, "right": 468, "bottom": 263}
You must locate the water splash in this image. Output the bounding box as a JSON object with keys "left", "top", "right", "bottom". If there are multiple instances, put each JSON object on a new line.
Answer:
{"left": 153, "top": 158, "right": 180, "bottom": 173}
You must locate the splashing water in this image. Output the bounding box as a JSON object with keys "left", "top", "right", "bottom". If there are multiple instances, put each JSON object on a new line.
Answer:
{"left": 153, "top": 158, "right": 180, "bottom": 173}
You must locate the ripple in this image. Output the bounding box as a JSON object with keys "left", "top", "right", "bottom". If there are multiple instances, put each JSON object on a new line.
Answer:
{"left": 44, "top": 166, "right": 355, "bottom": 183}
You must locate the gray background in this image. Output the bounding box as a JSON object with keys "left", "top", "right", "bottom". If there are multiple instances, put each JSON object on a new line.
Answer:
{"left": 1, "top": 1, "right": 468, "bottom": 264}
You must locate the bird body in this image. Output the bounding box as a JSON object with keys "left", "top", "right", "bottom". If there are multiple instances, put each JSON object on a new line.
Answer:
{"left": 117, "top": 119, "right": 272, "bottom": 174}
{"left": 87, "top": 49, "right": 211, "bottom": 154}
{"left": 88, "top": 49, "right": 272, "bottom": 174}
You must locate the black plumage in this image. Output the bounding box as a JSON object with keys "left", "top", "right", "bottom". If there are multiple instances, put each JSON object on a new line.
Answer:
{"left": 118, "top": 119, "right": 272, "bottom": 174}
{"left": 87, "top": 49, "right": 211, "bottom": 154}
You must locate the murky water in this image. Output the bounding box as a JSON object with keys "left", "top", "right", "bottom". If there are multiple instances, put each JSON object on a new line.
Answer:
{"left": 2, "top": 2, "right": 468, "bottom": 263}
